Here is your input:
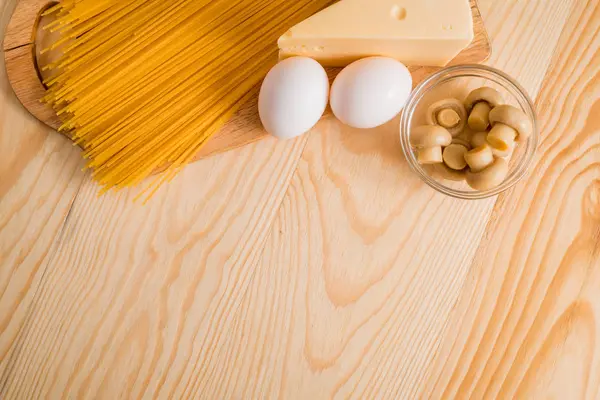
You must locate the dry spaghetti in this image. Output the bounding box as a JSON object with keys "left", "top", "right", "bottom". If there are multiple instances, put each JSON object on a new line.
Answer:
{"left": 42, "top": 0, "right": 332, "bottom": 198}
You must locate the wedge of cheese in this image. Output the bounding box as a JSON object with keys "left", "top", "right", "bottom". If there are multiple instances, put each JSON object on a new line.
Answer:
{"left": 278, "top": 0, "right": 474, "bottom": 67}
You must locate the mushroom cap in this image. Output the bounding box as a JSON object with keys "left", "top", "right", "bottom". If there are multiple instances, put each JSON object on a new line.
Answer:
{"left": 410, "top": 125, "right": 452, "bottom": 148}
{"left": 489, "top": 105, "right": 533, "bottom": 140}
{"left": 425, "top": 98, "right": 467, "bottom": 136}
{"left": 466, "top": 157, "right": 509, "bottom": 191}
{"left": 464, "top": 87, "right": 505, "bottom": 112}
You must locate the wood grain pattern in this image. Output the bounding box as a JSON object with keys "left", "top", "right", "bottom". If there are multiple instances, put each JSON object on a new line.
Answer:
{"left": 423, "top": 1, "right": 600, "bottom": 398}
{"left": 4, "top": 44, "right": 61, "bottom": 128}
{"left": 1, "top": 0, "right": 598, "bottom": 399}
{"left": 2, "top": 0, "right": 48, "bottom": 50}
{"left": 0, "top": 0, "right": 85, "bottom": 380}
{"left": 2, "top": 0, "right": 490, "bottom": 164}
{"left": 0, "top": 133, "right": 312, "bottom": 398}
{"left": 157, "top": 1, "right": 581, "bottom": 398}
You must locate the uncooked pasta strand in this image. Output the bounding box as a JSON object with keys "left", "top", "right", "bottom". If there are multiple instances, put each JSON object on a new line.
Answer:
{"left": 43, "top": 0, "right": 334, "bottom": 195}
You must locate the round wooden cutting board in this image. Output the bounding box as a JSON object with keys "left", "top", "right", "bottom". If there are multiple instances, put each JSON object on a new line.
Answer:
{"left": 2, "top": 0, "right": 491, "bottom": 161}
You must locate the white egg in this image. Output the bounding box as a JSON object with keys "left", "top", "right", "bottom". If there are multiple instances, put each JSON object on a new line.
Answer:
{"left": 259, "top": 57, "right": 329, "bottom": 140}
{"left": 330, "top": 57, "right": 413, "bottom": 129}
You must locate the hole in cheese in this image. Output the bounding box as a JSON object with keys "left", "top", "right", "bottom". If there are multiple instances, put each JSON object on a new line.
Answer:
{"left": 391, "top": 5, "right": 407, "bottom": 21}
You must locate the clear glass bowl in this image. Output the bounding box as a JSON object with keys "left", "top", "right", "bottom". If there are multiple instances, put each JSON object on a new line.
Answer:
{"left": 400, "top": 65, "right": 538, "bottom": 200}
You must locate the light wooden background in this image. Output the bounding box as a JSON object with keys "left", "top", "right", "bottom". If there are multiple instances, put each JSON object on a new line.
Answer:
{"left": 0, "top": 0, "right": 598, "bottom": 398}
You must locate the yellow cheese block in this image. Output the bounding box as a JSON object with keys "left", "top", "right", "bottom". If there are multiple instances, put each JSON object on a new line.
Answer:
{"left": 278, "top": 0, "right": 474, "bottom": 67}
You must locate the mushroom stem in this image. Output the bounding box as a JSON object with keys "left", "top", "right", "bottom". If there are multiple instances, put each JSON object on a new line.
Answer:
{"left": 437, "top": 109, "right": 461, "bottom": 129}
{"left": 464, "top": 145, "right": 494, "bottom": 172}
{"left": 418, "top": 147, "right": 443, "bottom": 164}
{"left": 489, "top": 105, "right": 533, "bottom": 141}
{"left": 411, "top": 125, "right": 453, "bottom": 165}
{"left": 468, "top": 102, "right": 492, "bottom": 131}
{"left": 425, "top": 99, "right": 467, "bottom": 136}
{"left": 487, "top": 123, "right": 516, "bottom": 157}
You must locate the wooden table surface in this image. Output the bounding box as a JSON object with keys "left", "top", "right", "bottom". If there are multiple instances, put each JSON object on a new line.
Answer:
{"left": 1, "top": 0, "right": 599, "bottom": 399}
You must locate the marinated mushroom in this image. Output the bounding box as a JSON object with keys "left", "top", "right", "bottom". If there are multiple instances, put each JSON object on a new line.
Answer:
{"left": 468, "top": 102, "right": 492, "bottom": 131}
{"left": 489, "top": 105, "right": 533, "bottom": 141}
{"left": 443, "top": 144, "right": 469, "bottom": 170}
{"left": 411, "top": 125, "right": 452, "bottom": 164}
{"left": 486, "top": 124, "right": 515, "bottom": 157}
{"left": 426, "top": 98, "right": 468, "bottom": 136}
{"left": 464, "top": 145, "right": 494, "bottom": 172}
{"left": 416, "top": 86, "right": 533, "bottom": 192}
{"left": 470, "top": 131, "right": 488, "bottom": 148}
{"left": 464, "top": 87, "right": 505, "bottom": 131}
{"left": 466, "top": 157, "right": 509, "bottom": 191}
{"left": 418, "top": 147, "right": 443, "bottom": 164}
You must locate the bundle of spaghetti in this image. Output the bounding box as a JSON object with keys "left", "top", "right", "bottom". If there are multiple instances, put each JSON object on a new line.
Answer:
{"left": 42, "top": 0, "right": 333, "bottom": 198}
